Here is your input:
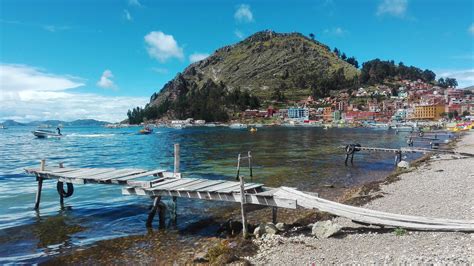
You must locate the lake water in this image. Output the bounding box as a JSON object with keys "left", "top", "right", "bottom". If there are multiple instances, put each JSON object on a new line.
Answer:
{"left": 0, "top": 126, "right": 427, "bottom": 263}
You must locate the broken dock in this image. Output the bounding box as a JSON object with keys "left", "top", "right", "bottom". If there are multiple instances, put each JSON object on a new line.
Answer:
{"left": 25, "top": 144, "right": 474, "bottom": 234}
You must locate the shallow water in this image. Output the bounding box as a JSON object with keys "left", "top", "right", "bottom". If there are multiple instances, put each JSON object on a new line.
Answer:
{"left": 0, "top": 126, "right": 434, "bottom": 263}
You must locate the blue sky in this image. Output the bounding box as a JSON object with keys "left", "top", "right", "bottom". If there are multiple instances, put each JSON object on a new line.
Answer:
{"left": 1, "top": 0, "right": 473, "bottom": 122}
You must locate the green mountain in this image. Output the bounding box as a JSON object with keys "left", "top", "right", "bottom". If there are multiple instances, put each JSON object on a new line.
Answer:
{"left": 135, "top": 30, "right": 359, "bottom": 122}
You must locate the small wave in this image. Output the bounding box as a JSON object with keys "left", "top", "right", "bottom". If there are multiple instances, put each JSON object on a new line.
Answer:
{"left": 66, "top": 133, "right": 115, "bottom": 138}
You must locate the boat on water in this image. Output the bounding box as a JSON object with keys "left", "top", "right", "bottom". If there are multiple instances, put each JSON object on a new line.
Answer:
{"left": 32, "top": 129, "right": 63, "bottom": 138}
{"left": 229, "top": 123, "right": 248, "bottom": 129}
{"left": 138, "top": 127, "right": 153, "bottom": 134}
{"left": 0, "top": 124, "right": 7, "bottom": 129}
{"left": 249, "top": 127, "right": 257, "bottom": 133}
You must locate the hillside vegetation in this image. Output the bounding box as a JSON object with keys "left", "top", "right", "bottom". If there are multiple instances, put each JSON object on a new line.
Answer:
{"left": 127, "top": 30, "right": 444, "bottom": 123}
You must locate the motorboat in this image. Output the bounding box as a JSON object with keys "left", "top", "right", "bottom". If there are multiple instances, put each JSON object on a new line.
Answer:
{"left": 32, "top": 129, "right": 63, "bottom": 138}
{"left": 0, "top": 124, "right": 7, "bottom": 129}
{"left": 138, "top": 127, "right": 153, "bottom": 134}
{"left": 229, "top": 123, "right": 247, "bottom": 129}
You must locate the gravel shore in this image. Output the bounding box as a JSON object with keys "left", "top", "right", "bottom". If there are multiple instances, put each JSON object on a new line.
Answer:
{"left": 248, "top": 132, "right": 474, "bottom": 265}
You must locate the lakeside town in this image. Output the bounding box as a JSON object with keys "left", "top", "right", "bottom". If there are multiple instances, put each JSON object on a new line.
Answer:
{"left": 109, "top": 81, "right": 474, "bottom": 131}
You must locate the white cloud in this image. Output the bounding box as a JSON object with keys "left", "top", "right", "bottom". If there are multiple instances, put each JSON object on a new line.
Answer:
{"left": 97, "top": 69, "right": 117, "bottom": 89}
{"left": 43, "top": 25, "right": 71, "bottom": 32}
{"left": 436, "top": 69, "right": 474, "bottom": 88}
{"left": 234, "top": 4, "right": 254, "bottom": 23}
{"left": 151, "top": 67, "right": 169, "bottom": 74}
{"left": 189, "top": 53, "right": 209, "bottom": 63}
{"left": 450, "top": 54, "right": 474, "bottom": 60}
{"left": 144, "top": 31, "right": 184, "bottom": 62}
{"left": 124, "top": 9, "right": 132, "bottom": 21}
{"left": 324, "top": 27, "right": 347, "bottom": 37}
{"left": 234, "top": 29, "right": 245, "bottom": 39}
{"left": 0, "top": 64, "right": 84, "bottom": 93}
{"left": 0, "top": 64, "right": 147, "bottom": 123}
{"left": 469, "top": 23, "right": 474, "bottom": 36}
{"left": 376, "top": 0, "right": 407, "bottom": 17}
{"left": 128, "top": 0, "right": 142, "bottom": 7}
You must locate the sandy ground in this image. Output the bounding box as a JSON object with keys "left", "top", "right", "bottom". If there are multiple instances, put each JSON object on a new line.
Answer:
{"left": 248, "top": 132, "right": 474, "bottom": 265}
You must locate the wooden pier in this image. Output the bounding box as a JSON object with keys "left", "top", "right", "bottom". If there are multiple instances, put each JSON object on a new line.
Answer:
{"left": 341, "top": 143, "right": 474, "bottom": 166}
{"left": 25, "top": 144, "right": 474, "bottom": 234}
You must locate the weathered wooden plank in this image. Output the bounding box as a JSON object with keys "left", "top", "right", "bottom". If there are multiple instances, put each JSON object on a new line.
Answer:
{"left": 175, "top": 180, "right": 227, "bottom": 191}
{"left": 112, "top": 169, "right": 166, "bottom": 182}
{"left": 122, "top": 187, "right": 298, "bottom": 209}
{"left": 168, "top": 179, "right": 212, "bottom": 191}
{"left": 154, "top": 178, "right": 202, "bottom": 190}
{"left": 218, "top": 182, "right": 263, "bottom": 193}
{"left": 215, "top": 184, "right": 241, "bottom": 193}
{"left": 204, "top": 181, "right": 240, "bottom": 192}
{"left": 32, "top": 167, "right": 79, "bottom": 174}
{"left": 126, "top": 177, "right": 168, "bottom": 188}
{"left": 162, "top": 172, "right": 181, "bottom": 178}
{"left": 151, "top": 178, "right": 199, "bottom": 190}
{"left": 86, "top": 169, "right": 147, "bottom": 181}
{"left": 57, "top": 168, "right": 113, "bottom": 178}
{"left": 275, "top": 187, "right": 474, "bottom": 230}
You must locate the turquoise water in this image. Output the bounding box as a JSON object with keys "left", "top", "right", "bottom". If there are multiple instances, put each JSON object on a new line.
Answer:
{"left": 0, "top": 126, "right": 427, "bottom": 263}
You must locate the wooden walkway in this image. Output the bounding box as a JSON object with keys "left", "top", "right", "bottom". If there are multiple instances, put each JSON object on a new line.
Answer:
{"left": 25, "top": 165, "right": 296, "bottom": 209}
{"left": 24, "top": 164, "right": 474, "bottom": 232}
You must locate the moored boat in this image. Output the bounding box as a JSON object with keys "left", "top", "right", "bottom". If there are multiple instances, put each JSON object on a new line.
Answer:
{"left": 138, "top": 127, "right": 153, "bottom": 134}
{"left": 229, "top": 123, "right": 247, "bottom": 129}
{"left": 32, "top": 129, "right": 63, "bottom": 138}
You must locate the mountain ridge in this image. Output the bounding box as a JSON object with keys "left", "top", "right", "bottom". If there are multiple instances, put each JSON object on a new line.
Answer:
{"left": 136, "top": 30, "right": 359, "bottom": 122}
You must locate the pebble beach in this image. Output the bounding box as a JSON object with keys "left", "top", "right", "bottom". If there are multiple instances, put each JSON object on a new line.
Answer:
{"left": 249, "top": 132, "right": 474, "bottom": 264}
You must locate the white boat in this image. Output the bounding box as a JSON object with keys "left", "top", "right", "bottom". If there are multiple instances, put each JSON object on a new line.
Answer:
{"left": 0, "top": 124, "right": 7, "bottom": 129}
{"left": 32, "top": 129, "right": 63, "bottom": 138}
{"left": 171, "top": 124, "right": 185, "bottom": 129}
{"left": 229, "top": 123, "right": 248, "bottom": 129}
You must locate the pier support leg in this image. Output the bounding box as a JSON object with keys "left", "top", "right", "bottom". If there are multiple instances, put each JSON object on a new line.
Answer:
{"left": 344, "top": 154, "right": 349, "bottom": 166}
{"left": 58, "top": 162, "right": 64, "bottom": 209}
{"left": 350, "top": 152, "right": 355, "bottom": 165}
{"left": 171, "top": 196, "right": 177, "bottom": 226}
{"left": 34, "top": 159, "right": 46, "bottom": 211}
{"left": 174, "top": 144, "right": 180, "bottom": 178}
{"left": 395, "top": 150, "right": 402, "bottom": 165}
{"left": 272, "top": 207, "right": 277, "bottom": 224}
{"left": 146, "top": 196, "right": 161, "bottom": 227}
{"left": 248, "top": 151, "right": 253, "bottom": 181}
{"left": 238, "top": 171, "right": 248, "bottom": 238}
{"left": 158, "top": 201, "right": 166, "bottom": 228}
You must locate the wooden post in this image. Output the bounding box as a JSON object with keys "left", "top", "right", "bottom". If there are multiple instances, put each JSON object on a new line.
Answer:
{"left": 59, "top": 162, "right": 64, "bottom": 208}
{"left": 239, "top": 172, "right": 248, "bottom": 238}
{"left": 171, "top": 196, "right": 177, "bottom": 226}
{"left": 248, "top": 151, "right": 253, "bottom": 181}
{"left": 34, "top": 159, "right": 45, "bottom": 210}
{"left": 174, "top": 143, "right": 180, "bottom": 178}
{"left": 158, "top": 201, "right": 166, "bottom": 228}
{"left": 146, "top": 196, "right": 161, "bottom": 227}
{"left": 272, "top": 207, "right": 278, "bottom": 224}
{"left": 235, "top": 153, "right": 241, "bottom": 180}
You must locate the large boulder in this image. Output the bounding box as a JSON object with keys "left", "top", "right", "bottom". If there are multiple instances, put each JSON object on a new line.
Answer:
{"left": 397, "top": 160, "right": 410, "bottom": 169}
{"left": 253, "top": 223, "right": 279, "bottom": 237}
{"left": 311, "top": 220, "right": 342, "bottom": 239}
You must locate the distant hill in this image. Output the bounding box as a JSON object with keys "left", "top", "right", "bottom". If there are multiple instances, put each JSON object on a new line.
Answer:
{"left": 1, "top": 119, "right": 110, "bottom": 127}
{"left": 1, "top": 120, "right": 25, "bottom": 126}
{"left": 463, "top": 85, "right": 474, "bottom": 91}
{"left": 137, "top": 30, "right": 359, "bottom": 122}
